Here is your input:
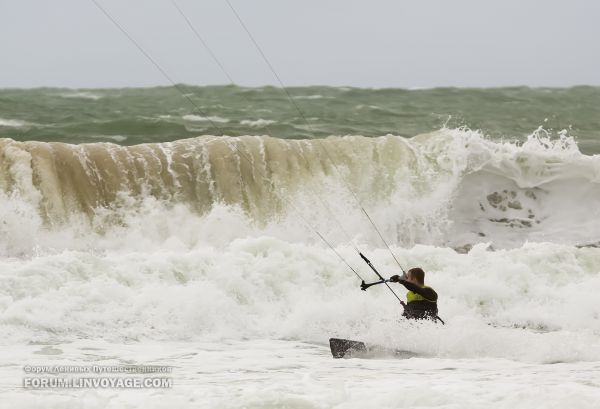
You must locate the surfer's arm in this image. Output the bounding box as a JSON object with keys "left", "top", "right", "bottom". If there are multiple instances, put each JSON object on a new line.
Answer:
{"left": 390, "top": 276, "right": 438, "bottom": 301}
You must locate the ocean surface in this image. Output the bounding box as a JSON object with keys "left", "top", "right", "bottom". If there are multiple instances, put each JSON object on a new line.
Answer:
{"left": 1, "top": 85, "right": 600, "bottom": 408}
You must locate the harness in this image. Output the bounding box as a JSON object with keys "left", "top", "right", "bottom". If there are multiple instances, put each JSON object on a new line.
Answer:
{"left": 406, "top": 285, "right": 436, "bottom": 303}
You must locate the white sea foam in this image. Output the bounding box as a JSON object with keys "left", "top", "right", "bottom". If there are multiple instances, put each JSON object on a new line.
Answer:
{"left": 88, "top": 134, "right": 128, "bottom": 142}
{"left": 240, "top": 118, "right": 276, "bottom": 128}
{"left": 182, "top": 114, "right": 229, "bottom": 123}
{"left": 0, "top": 118, "right": 29, "bottom": 128}
{"left": 354, "top": 104, "right": 381, "bottom": 110}
{"left": 293, "top": 94, "right": 331, "bottom": 100}
{"left": 58, "top": 92, "right": 102, "bottom": 100}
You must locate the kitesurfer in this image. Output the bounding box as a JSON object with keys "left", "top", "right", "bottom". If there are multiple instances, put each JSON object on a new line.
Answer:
{"left": 389, "top": 268, "right": 439, "bottom": 321}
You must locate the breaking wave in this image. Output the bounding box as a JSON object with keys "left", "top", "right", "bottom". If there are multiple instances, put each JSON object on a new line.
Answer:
{"left": 1, "top": 128, "right": 599, "bottom": 255}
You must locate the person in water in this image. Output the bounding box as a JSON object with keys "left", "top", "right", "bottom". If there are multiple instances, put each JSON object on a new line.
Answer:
{"left": 389, "top": 267, "right": 439, "bottom": 321}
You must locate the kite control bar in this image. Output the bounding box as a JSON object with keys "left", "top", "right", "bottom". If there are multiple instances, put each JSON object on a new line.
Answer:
{"left": 360, "top": 279, "right": 390, "bottom": 291}
{"left": 358, "top": 252, "right": 404, "bottom": 304}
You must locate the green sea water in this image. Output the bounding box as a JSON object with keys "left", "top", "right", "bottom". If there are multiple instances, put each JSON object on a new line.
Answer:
{"left": 1, "top": 85, "right": 599, "bottom": 153}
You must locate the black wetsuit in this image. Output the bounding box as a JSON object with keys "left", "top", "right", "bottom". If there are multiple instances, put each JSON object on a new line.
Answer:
{"left": 396, "top": 279, "right": 439, "bottom": 321}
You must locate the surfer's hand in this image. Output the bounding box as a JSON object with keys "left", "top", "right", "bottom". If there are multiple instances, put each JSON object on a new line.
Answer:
{"left": 389, "top": 275, "right": 400, "bottom": 282}
{"left": 400, "top": 300, "right": 406, "bottom": 307}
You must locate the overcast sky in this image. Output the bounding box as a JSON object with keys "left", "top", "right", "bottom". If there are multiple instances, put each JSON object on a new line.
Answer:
{"left": 1, "top": 0, "right": 598, "bottom": 89}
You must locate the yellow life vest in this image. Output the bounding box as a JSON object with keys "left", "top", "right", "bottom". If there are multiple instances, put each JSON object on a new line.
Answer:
{"left": 406, "top": 286, "right": 436, "bottom": 303}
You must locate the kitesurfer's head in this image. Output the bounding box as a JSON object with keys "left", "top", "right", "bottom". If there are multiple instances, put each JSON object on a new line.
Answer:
{"left": 407, "top": 268, "right": 425, "bottom": 285}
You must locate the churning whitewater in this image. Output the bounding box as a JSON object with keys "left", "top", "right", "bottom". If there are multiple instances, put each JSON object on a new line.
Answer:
{"left": 1, "top": 87, "right": 600, "bottom": 408}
